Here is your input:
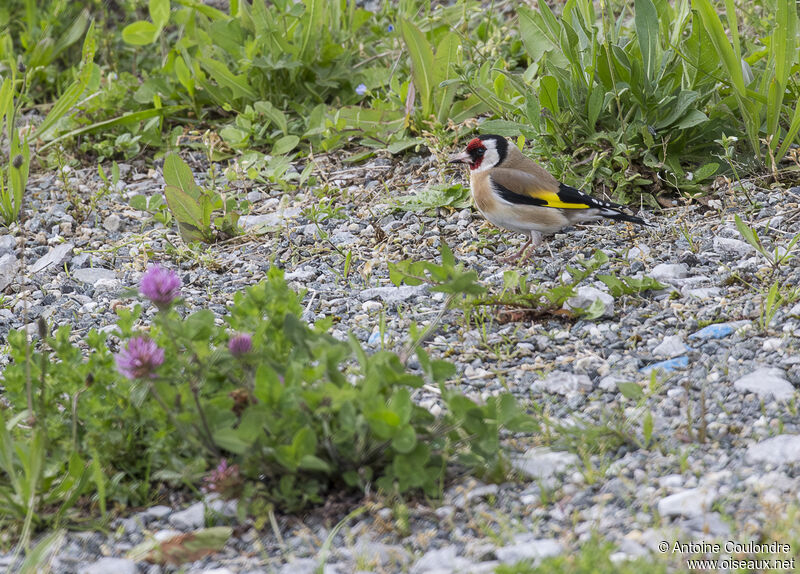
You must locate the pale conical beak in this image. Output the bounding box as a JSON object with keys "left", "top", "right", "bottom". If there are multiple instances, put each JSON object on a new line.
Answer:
{"left": 448, "top": 152, "right": 471, "bottom": 164}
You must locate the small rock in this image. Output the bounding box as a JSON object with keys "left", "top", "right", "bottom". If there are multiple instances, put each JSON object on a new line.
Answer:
{"left": 279, "top": 558, "right": 317, "bottom": 574}
{"left": 657, "top": 487, "right": 717, "bottom": 517}
{"left": 626, "top": 245, "right": 651, "bottom": 261}
{"left": 683, "top": 287, "right": 721, "bottom": 299}
{"left": 531, "top": 370, "right": 593, "bottom": 395}
{"left": 240, "top": 208, "right": 301, "bottom": 229}
{"left": 640, "top": 356, "right": 689, "bottom": 374}
{"left": 71, "top": 268, "right": 117, "bottom": 285}
{"left": 29, "top": 242, "right": 74, "bottom": 274}
{"left": 103, "top": 214, "right": 122, "bottom": 232}
{"left": 746, "top": 434, "right": 800, "bottom": 465}
{"left": 652, "top": 335, "right": 688, "bottom": 358}
{"left": 284, "top": 268, "right": 317, "bottom": 281}
{"left": 0, "top": 253, "right": 20, "bottom": 291}
{"left": 204, "top": 493, "right": 238, "bottom": 518}
{"left": 679, "top": 512, "right": 731, "bottom": 537}
{"left": 410, "top": 546, "right": 471, "bottom": 574}
{"left": 733, "top": 367, "right": 795, "bottom": 401}
{"left": 713, "top": 236, "right": 753, "bottom": 257}
{"left": 168, "top": 501, "right": 205, "bottom": 530}
{"left": 564, "top": 286, "right": 614, "bottom": 318}
{"left": 649, "top": 263, "right": 689, "bottom": 284}
{"left": 359, "top": 285, "right": 428, "bottom": 304}
{"left": 330, "top": 231, "right": 357, "bottom": 246}
{"left": 78, "top": 558, "right": 137, "bottom": 574}
{"left": 495, "top": 538, "right": 563, "bottom": 565}
{"left": 0, "top": 235, "right": 15, "bottom": 253}
{"left": 146, "top": 505, "right": 172, "bottom": 520}
{"left": 512, "top": 448, "right": 579, "bottom": 484}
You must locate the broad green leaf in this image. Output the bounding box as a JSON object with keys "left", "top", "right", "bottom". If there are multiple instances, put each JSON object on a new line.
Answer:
{"left": 617, "top": 381, "right": 644, "bottom": 400}
{"left": 399, "top": 19, "right": 435, "bottom": 117}
{"left": 212, "top": 427, "right": 249, "bottom": 454}
{"left": 298, "top": 454, "right": 331, "bottom": 473}
{"left": 164, "top": 185, "right": 205, "bottom": 242}
{"left": 391, "top": 426, "right": 417, "bottom": 454}
{"left": 300, "top": 0, "right": 326, "bottom": 60}
{"left": 478, "top": 119, "right": 525, "bottom": 137}
{"left": 122, "top": 21, "right": 159, "bottom": 45}
{"left": 149, "top": 0, "right": 171, "bottom": 28}
{"left": 674, "top": 109, "right": 708, "bottom": 129}
{"left": 634, "top": 0, "right": 659, "bottom": 82}
{"left": 387, "top": 137, "right": 424, "bottom": 154}
{"left": 272, "top": 135, "right": 300, "bottom": 155}
{"left": 163, "top": 154, "right": 200, "bottom": 198}
{"left": 539, "top": 75, "right": 559, "bottom": 115}
{"left": 692, "top": 162, "right": 718, "bottom": 182}
{"left": 254, "top": 101, "right": 288, "bottom": 135}
{"left": 198, "top": 57, "right": 257, "bottom": 101}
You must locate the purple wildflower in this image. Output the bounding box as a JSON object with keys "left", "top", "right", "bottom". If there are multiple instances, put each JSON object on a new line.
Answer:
{"left": 387, "top": 24, "right": 394, "bottom": 32}
{"left": 202, "top": 458, "right": 243, "bottom": 498}
{"left": 355, "top": 83, "right": 368, "bottom": 96}
{"left": 228, "top": 333, "right": 253, "bottom": 357}
{"left": 115, "top": 336, "right": 165, "bottom": 379}
{"left": 140, "top": 264, "right": 182, "bottom": 310}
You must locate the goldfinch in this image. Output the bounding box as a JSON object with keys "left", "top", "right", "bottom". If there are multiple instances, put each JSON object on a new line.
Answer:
{"left": 449, "top": 134, "right": 648, "bottom": 262}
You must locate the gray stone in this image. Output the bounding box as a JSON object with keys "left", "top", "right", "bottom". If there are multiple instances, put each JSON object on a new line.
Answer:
{"left": 78, "top": 558, "right": 137, "bottom": 574}
{"left": 713, "top": 236, "right": 753, "bottom": 257}
{"left": 30, "top": 242, "right": 74, "bottom": 274}
{"left": 650, "top": 263, "right": 689, "bottom": 284}
{"left": 284, "top": 268, "right": 317, "bottom": 281}
{"left": 146, "top": 505, "right": 172, "bottom": 519}
{"left": 0, "top": 235, "right": 15, "bottom": 253}
{"left": 512, "top": 448, "right": 579, "bottom": 484}
{"left": 746, "top": 434, "right": 800, "bottom": 465}
{"left": 0, "top": 253, "right": 19, "bottom": 291}
{"left": 240, "top": 208, "right": 301, "bottom": 230}
{"left": 330, "top": 231, "right": 357, "bottom": 246}
{"left": 202, "top": 569, "right": 235, "bottom": 574}
{"left": 204, "top": 493, "right": 238, "bottom": 518}
{"left": 652, "top": 335, "right": 689, "bottom": 358}
{"left": 71, "top": 267, "right": 117, "bottom": 285}
{"left": 103, "top": 214, "right": 121, "bottom": 232}
{"left": 410, "top": 546, "right": 471, "bottom": 574}
{"left": 657, "top": 487, "right": 717, "bottom": 517}
{"left": 679, "top": 512, "right": 731, "bottom": 537}
{"left": 168, "top": 501, "right": 205, "bottom": 530}
{"left": 564, "top": 286, "right": 614, "bottom": 318}
{"left": 279, "top": 558, "right": 318, "bottom": 574}
{"left": 626, "top": 245, "right": 651, "bottom": 261}
{"left": 495, "top": 538, "right": 563, "bottom": 564}
{"left": 683, "top": 287, "right": 721, "bottom": 299}
{"left": 531, "top": 370, "right": 592, "bottom": 396}
{"left": 359, "top": 285, "right": 428, "bottom": 304}
{"left": 733, "top": 367, "right": 795, "bottom": 401}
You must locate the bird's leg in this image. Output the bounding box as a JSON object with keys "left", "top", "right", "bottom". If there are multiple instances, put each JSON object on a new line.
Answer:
{"left": 499, "top": 231, "right": 542, "bottom": 264}
{"left": 518, "top": 230, "right": 543, "bottom": 263}
{"left": 499, "top": 237, "right": 531, "bottom": 264}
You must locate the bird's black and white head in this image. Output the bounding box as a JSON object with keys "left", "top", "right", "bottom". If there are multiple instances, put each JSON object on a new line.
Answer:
{"left": 448, "top": 134, "right": 509, "bottom": 172}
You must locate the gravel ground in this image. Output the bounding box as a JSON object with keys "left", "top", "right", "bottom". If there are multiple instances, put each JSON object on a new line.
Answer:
{"left": 2, "top": 148, "right": 800, "bottom": 573}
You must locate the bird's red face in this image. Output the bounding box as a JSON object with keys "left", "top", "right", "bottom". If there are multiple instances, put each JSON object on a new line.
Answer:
{"left": 448, "top": 138, "right": 488, "bottom": 170}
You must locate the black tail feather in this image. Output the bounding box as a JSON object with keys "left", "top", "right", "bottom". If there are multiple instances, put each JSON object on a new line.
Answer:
{"left": 599, "top": 209, "right": 650, "bottom": 226}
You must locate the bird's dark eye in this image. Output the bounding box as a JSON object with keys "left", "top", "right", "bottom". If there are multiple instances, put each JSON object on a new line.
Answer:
{"left": 475, "top": 148, "right": 485, "bottom": 156}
